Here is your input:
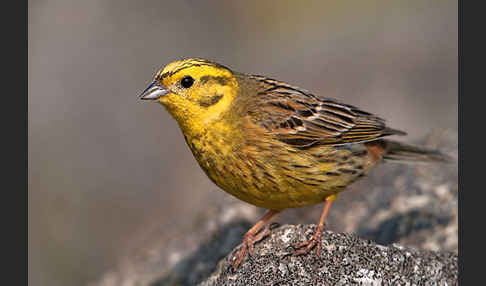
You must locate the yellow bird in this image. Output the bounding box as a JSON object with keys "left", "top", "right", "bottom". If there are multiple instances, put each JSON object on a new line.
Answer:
{"left": 139, "top": 58, "right": 451, "bottom": 269}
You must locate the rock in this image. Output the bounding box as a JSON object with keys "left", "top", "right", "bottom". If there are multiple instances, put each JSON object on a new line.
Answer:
{"left": 200, "top": 225, "right": 458, "bottom": 286}
{"left": 152, "top": 220, "right": 251, "bottom": 286}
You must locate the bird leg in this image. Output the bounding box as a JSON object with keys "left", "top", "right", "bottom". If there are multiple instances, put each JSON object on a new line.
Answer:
{"left": 232, "top": 210, "right": 279, "bottom": 270}
{"left": 294, "top": 195, "right": 337, "bottom": 256}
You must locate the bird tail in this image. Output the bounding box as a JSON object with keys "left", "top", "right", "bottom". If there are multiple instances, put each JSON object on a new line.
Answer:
{"left": 381, "top": 140, "right": 453, "bottom": 164}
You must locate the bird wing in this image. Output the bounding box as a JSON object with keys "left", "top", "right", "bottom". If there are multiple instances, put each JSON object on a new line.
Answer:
{"left": 246, "top": 75, "right": 406, "bottom": 148}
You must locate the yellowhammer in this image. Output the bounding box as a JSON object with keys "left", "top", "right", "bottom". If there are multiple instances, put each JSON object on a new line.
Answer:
{"left": 139, "top": 58, "right": 451, "bottom": 269}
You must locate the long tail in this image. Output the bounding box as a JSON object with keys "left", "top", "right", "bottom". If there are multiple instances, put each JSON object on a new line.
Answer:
{"left": 379, "top": 140, "right": 454, "bottom": 164}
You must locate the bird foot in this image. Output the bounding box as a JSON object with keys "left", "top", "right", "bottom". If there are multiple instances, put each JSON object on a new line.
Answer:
{"left": 231, "top": 224, "right": 272, "bottom": 270}
{"left": 294, "top": 226, "right": 323, "bottom": 256}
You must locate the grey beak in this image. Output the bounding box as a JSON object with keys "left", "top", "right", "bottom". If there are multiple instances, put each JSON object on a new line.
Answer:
{"left": 139, "top": 81, "right": 169, "bottom": 100}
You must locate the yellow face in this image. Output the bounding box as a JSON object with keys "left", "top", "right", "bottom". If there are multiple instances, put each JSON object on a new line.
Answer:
{"left": 140, "top": 58, "right": 239, "bottom": 135}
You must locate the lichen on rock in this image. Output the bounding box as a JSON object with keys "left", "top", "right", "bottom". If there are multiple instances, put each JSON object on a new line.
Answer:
{"left": 199, "top": 225, "right": 457, "bottom": 286}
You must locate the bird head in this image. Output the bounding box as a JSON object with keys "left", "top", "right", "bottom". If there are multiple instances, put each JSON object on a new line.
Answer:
{"left": 139, "top": 58, "right": 239, "bottom": 135}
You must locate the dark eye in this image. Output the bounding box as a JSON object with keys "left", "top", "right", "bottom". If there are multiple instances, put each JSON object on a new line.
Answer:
{"left": 180, "top": 76, "right": 194, "bottom": 88}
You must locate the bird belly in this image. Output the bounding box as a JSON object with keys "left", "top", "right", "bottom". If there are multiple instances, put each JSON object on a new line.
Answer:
{"left": 197, "top": 145, "right": 369, "bottom": 210}
{"left": 221, "top": 168, "right": 363, "bottom": 210}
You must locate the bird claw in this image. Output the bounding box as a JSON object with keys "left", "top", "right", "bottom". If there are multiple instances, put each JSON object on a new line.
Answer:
{"left": 231, "top": 235, "right": 255, "bottom": 271}
{"left": 232, "top": 246, "right": 246, "bottom": 271}
{"left": 252, "top": 224, "right": 272, "bottom": 245}
{"left": 294, "top": 228, "right": 323, "bottom": 256}
{"left": 231, "top": 224, "right": 273, "bottom": 270}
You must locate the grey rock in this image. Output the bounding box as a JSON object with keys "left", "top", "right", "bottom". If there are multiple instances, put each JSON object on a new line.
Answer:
{"left": 152, "top": 220, "right": 251, "bottom": 286}
{"left": 200, "top": 225, "right": 458, "bottom": 286}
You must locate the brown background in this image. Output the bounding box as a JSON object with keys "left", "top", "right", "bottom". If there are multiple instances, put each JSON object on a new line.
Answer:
{"left": 29, "top": 1, "right": 457, "bottom": 285}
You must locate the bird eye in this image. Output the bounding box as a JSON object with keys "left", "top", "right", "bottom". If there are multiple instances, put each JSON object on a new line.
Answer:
{"left": 180, "top": 76, "right": 194, "bottom": 88}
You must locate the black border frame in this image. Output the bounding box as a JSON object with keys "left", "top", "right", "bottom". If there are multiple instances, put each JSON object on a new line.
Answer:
{"left": 4, "top": 0, "right": 27, "bottom": 285}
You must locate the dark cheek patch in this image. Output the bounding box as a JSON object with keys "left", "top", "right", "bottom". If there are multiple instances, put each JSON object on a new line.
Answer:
{"left": 199, "top": 94, "right": 224, "bottom": 107}
{"left": 199, "top": 75, "right": 230, "bottom": 85}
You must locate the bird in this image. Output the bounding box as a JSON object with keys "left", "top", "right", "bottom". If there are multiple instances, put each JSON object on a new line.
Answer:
{"left": 139, "top": 58, "right": 451, "bottom": 270}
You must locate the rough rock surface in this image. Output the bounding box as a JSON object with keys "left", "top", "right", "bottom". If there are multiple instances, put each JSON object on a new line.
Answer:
{"left": 200, "top": 225, "right": 458, "bottom": 286}
{"left": 91, "top": 130, "right": 457, "bottom": 286}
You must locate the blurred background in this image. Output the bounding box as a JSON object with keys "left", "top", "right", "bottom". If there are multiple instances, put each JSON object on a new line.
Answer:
{"left": 29, "top": 1, "right": 457, "bottom": 285}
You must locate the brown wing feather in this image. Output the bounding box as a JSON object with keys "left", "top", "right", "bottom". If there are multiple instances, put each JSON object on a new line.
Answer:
{"left": 245, "top": 74, "right": 406, "bottom": 147}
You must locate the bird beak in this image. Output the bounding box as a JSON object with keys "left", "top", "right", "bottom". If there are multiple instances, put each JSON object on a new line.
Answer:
{"left": 139, "top": 81, "right": 169, "bottom": 100}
